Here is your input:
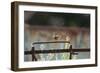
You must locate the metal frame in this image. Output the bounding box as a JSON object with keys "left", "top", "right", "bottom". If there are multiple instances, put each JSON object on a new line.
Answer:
{"left": 25, "top": 41, "right": 90, "bottom": 61}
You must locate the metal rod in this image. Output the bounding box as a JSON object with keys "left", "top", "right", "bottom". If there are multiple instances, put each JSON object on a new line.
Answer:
{"left": 69, "top": 45, "right": 73, "bottom": 59}
{"left": 31, "top": 47, "right": 37, "bottom": 61}
{"left": 32, "top": 41, "right": 70, "bottom": 45}
{"left": 25, "top": 48, "right": 90, "bottom": 54}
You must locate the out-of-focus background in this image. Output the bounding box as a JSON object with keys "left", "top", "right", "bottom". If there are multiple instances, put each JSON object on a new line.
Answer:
{"left": 24, "top": 11, "right": 90, "bottom": 61}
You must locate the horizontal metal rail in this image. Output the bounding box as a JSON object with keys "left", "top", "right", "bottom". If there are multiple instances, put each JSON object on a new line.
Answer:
{"left": 32, "top": 41, "right": 70, "bottom": 45}
{"left": 25, "top": 48, "right": 90, "bottom": 54}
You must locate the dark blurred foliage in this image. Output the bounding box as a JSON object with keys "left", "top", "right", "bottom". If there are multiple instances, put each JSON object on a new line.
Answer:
{"left": 25, "top": 11, "right": 90, "bottom": 28}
